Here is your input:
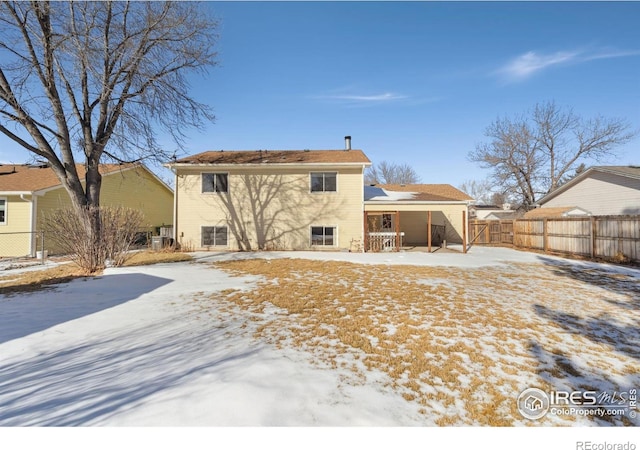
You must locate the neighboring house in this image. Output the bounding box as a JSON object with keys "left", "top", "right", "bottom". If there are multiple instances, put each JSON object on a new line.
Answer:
{"left": 536, "top": 166, "right": 640, "bottom": 215}
{"left": 523, "top": 206, "right": 590, "bottom": 219}
{"left": 470, "top": 204, "right": 519, "bottom": 221}
{"left": 0, "top": 162, "right": 173, "bottom": 257}
{"left": 470, "top": 204, "right": 507, "bottom": 219}
{"left": 484, "top": 210, "right": 523, "bottom": 221}
{"left": 167, "top": 139, "right": 473, "bottom": 252}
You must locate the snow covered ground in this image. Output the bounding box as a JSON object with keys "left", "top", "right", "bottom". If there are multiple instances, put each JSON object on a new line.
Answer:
{"left": 0, "top": 247, "right": 638, "bottom": 445}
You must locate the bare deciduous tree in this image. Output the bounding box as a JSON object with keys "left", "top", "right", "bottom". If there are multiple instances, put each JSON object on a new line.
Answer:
{"left": 458, "top": 179, "right": 494, "bottom": 205}
{"left": 0, "top": 1, "right": 218, "bottom": 271}
{"left": 365, "top": 160, "right": 421, "bottom": 185}
{"left": 469, "top": 101, "right": 635, "bottom": 208}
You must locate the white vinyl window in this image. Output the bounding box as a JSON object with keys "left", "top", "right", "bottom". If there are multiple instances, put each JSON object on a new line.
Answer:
{"left": 310, "top": 172, "right": 337, "bottom": 193}
{"left": 202, "top": 226, "right": 228, "bottom": 247}
{"left": 202, "top": 173, "right": 229, "bottom": 193}
{"left": 311, "top": 226, "right": 336, "bottom": 246}
{"left": 0, "top": 198, "right": 6, "bottom": 225}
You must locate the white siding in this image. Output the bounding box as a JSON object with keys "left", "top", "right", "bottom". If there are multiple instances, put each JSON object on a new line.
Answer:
{"left": 542, "top": 172, "right": 640, "bottom": 215}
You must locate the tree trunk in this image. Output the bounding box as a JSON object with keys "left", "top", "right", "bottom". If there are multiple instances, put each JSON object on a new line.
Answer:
{"left": 77, "top": 205, "right": 103, "bottom": 273}
{"left": 83, "top": 156, "right": 103, "bottom": 272}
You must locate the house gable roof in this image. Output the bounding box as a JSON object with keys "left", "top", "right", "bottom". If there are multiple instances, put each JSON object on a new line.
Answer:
{"left": 485, "top": 211, "right": 522, "bottom": 220}
{"left": 365, "top": 184, "right": 473, "bottom": 202}
{"left": 171, "top": 149, "right": 371, "bottom": 166}
{"left": 0, "top": 163, "right": 167, "bottom": 194}
{"left": 523, "top": 206, "right": 590, "bottom": 219}
{"left": 537, "top": 165, "right": 640, "bottom": 205}
{"left": 470, "top": 204, "right": 502, "bottom": 210}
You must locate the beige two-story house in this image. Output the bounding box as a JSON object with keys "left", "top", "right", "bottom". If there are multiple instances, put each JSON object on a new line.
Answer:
{"left": 167, "top": 140, "right": 473, "bottom": 252}
{"left": 168, "top": 147, "right": 371, "bottom": 251}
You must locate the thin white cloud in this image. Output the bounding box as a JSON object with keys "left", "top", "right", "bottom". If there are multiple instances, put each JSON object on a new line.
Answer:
{"left": 501, "top": 51, "right": 579, "bottom": 79}
{"left": 312, "top": 88, "right": 441, "bottom": 107}
{"left": 582, "top": 49, "right": 640, "bottom": 62}
{"left": 323, "top": 92, "right": 408, "bottom": 102}
{"left": 497, "top": 48, "right": 640, "bottom": 82}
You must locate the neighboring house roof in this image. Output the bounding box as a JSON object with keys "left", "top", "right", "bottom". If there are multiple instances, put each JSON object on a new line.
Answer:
{"left": 171, "top": 149, "right": 371, "bottom": 166}
{"left": 365, "top": 184, "right": 473, "bottom": 202}
{"left": 484, "top": 211, "right": 522, "bottom": 220}
{"left": 523, "top": 206, "right": 590, "bottom": 219}
{"left": 537, "top": 165, "right": 640, "bottom": 205}
{"left": 470, "top": 204, "right": 501, "bottom": 210}
{"left": 0, "top": 163, "right": 170, "bottom": 194}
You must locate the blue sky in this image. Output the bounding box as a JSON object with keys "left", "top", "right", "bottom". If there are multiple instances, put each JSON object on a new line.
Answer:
{"left": 1, "top": 1, "right": 639, "bottom": 188}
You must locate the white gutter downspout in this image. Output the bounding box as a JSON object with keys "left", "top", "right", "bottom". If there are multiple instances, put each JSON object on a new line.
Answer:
{"left": 172, "top": 168, "right": 179, "bottom": 244}
{"left": 361, "top": 163, "right": 367, "bottom": 252}
{"left": 20, "top": 194, "right": 36, "bottom": 257}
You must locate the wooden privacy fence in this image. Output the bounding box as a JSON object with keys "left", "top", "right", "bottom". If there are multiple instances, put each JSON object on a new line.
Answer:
{"left": 469, "top": 216, "right": 640, "bottom": 263}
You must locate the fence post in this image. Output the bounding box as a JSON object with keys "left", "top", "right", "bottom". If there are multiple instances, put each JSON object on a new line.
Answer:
{"left": 543, "top": 218, "right": 548, "bottom": 253}
{"left": 462, "top": 210, "right": 467, "bottom": 254}
{"left": 590, "top": 216, "right": 596, "bottom": 259}
{"left": 618, "top": 217, "right": 624, "bottom": 256}
{"left": 40, "top": 230, "right": 45, "bottom": 265}
{"left": 513, "top": 219, "right": 518, "bottom": 248}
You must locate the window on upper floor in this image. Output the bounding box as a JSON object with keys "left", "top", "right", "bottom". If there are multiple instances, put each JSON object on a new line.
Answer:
{"left": 311, "top": 172, "right": 338, "bottom": 192}
{"left": 0, "top": 199, "right": 6, "bottom": 225}
{"left": 310, "top": 172, "right": 337, "bottom": 193}
{"left": 202, "top": 173, "right": 228, "bottom": 193}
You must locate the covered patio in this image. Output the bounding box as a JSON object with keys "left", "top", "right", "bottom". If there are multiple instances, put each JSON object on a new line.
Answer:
{"left": 363, "top": 184, "right": 473, "bottom": 253}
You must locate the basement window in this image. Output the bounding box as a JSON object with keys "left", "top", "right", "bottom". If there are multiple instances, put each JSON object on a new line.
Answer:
{"left": 0, "top": 198, "right": 5, "bottom": 225}
{"left": 311, "top": 226, "right": 336, "bottom": 246}
{"left": 202, "top": 226, "right": 228, "bottom": 247}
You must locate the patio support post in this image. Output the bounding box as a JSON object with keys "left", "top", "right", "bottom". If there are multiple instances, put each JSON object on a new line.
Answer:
{"left": 427, "top": 210, "right": 432, "bottom": 253}
{"left": 395, "top": 210, "right": 400, "bottom": 252}
{"left": 363, "top": 211, "right": 369, "bottom": 252}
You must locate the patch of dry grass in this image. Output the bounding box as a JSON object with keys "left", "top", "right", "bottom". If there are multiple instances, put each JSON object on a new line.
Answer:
{"left": 0, "top": 263, "right": 86, "bottom": 296}
{"left": 206, "top": 258, "right": 639, "bottom": 426}
{"left": 123, "top": 250, "right": 192, "bottom": 266}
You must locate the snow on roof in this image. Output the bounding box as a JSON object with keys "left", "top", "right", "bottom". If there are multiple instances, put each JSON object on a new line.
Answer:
{"left": 364, "top": 185, "right": 415, "bottom": 201}
{"left": 365, "top": 184, "right": 473, "bottom": 202}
